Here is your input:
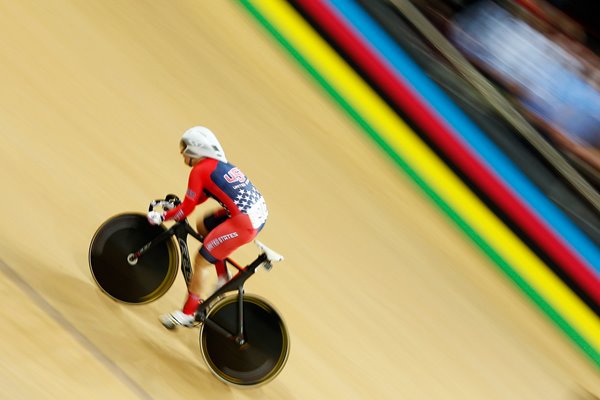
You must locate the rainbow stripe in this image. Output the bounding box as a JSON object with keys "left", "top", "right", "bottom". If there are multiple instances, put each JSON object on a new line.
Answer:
{"left": 236, "top": 0, "right": 600, "bottom": 368}
{"left": 294, "top": 0, "right": 600, "bottom": 304}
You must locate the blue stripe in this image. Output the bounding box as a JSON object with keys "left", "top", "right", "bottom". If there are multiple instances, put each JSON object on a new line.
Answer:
{"left": 325, "top": 0, "right": 600, "bottom": 274}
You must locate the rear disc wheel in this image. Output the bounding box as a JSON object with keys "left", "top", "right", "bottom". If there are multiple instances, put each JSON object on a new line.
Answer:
{"left": 199, "top": 294, "right": 290, "bottom": 386}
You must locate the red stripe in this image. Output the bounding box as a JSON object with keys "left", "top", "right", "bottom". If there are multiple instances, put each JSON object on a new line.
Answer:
{"left": 293, "top": 0, "right": 600, "bottom": 304}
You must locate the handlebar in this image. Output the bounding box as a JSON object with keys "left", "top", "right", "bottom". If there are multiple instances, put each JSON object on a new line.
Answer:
{"left": 148, "top": 194, "right": 181, "bottom": 212}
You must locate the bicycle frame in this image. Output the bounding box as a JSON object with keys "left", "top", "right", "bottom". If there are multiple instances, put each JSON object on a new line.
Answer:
{"left": 130, "top": 218, "right": 270, "bottom": 344}
{"left": 131, "top": 219, "right": 201, "bottom": 285}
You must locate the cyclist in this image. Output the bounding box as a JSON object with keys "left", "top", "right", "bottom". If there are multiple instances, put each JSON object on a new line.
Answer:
{"left": 147, "top": 126, "right": 268, "bottom": 329}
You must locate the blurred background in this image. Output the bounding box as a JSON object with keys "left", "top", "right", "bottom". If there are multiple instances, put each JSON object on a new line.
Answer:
{"left": 420, "top": 0, "right": 600, "bottom": 188}
{"left": 0, "top": 0, "right": 599, "bottom": 399}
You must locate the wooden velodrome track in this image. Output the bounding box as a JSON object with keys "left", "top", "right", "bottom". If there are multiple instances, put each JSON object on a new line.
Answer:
{"left": 0, "top": 1, "right": 598, "bottom": 399}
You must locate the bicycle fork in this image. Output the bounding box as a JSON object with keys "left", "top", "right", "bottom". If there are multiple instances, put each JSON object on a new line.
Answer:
{"left": 127, "top": 226, "right": 175, "bottom": 265}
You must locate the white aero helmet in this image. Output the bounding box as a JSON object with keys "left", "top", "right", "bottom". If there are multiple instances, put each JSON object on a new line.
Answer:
{"left": 180, "top": 126, "right": 227, "bottom": 163}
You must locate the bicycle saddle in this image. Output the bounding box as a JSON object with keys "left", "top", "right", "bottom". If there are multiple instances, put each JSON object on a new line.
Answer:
{"left": 254, "top": 240, "right": 284, "bottom": 263}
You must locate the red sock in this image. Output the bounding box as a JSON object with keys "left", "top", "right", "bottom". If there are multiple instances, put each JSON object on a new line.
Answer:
{"left": 215, "top": 260, "right": 229, "bottom": 281}
{"left": 182, "top": 292, "right": 202, "bottom": 315}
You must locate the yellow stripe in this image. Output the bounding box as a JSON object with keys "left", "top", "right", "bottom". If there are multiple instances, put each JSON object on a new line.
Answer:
{"left": 252, "top": 0, "right": 600, "bottom": 349}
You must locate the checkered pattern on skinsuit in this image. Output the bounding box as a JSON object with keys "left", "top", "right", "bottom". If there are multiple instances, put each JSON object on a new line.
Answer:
{"left": 234, "top": 186, "right": 268, "bottom": 229}
{"left": 234, "top": 187, "right": 261, "bottom": 213}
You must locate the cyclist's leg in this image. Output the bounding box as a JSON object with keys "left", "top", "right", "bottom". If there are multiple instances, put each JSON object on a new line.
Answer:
{"left": 160, "top": 214, "right": 257, "bottom": 328}
{"left": 196, "top": 209, "right": 230, "bottom": 281}
{"left": 196, "top": 208, "right": 228, "bottom": 237}
{"left": 189, "top": 213, "right": 257, "bottom": 303}
{"left": 160, "top": 248, "right": 217, "bottom": 328}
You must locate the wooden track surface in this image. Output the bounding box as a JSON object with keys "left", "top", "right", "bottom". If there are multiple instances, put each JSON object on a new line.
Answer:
{"left": 0, "top": 1, "right": 598, "bottom": 398}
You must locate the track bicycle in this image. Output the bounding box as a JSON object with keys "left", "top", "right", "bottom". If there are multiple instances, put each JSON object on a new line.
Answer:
{"left": 88, "top": 195, "right": 289, "bottom": 386}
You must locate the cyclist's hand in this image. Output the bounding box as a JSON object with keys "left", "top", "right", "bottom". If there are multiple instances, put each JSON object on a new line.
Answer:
{"left": 147, "top": 211, "right": 165, "bottom": 225}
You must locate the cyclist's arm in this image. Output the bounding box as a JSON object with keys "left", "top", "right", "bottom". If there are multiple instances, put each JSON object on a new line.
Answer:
{"left": 164, "top": 167, "right": 207, "bottom": 221}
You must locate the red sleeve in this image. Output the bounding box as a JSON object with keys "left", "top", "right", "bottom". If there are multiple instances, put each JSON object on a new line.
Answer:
{"left": 164, "top": 165, "right": 207, "bottom": 221}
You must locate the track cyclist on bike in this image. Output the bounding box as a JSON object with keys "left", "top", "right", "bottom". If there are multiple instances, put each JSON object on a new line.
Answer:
{"left": 147, "top": 126, "right": 268, "bottom": 329}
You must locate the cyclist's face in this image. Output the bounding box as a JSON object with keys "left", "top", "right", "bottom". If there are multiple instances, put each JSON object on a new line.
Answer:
{"left": 180, "top": 143, "right": 194, "bottom": 167}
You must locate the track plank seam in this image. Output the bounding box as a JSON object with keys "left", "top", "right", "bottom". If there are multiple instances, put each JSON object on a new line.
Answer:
{"left": 0, "top": 258, "right": 154, "bottom": 400}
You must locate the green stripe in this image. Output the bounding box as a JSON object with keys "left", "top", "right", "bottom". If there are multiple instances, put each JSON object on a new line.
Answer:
{"left": 236, "top": 0, "right": 600, "bottom": 369}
